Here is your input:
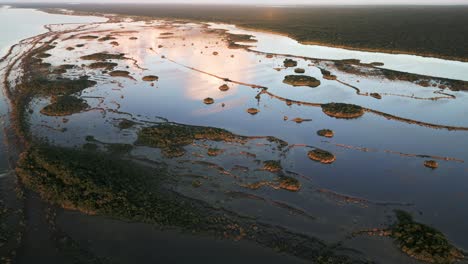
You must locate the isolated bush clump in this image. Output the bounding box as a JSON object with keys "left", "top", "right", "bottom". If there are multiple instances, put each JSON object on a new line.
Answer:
{"left": 321, "top": 103, "right": 364, "bottom": 119}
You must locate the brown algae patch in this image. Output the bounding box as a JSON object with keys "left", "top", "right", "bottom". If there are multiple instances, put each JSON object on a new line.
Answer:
{"left": 247, "top": 108, "right": 260, "bottom": 115}
{"left": 219, "top": 84, "right": 230, "bottom": 91}
{"left": 136, "top": 123, "right": 244, "bottom": 157}
{"left": 203, "top": 97, "right": 215, "bottom": 105}
{"left": 424, "top": 160, "right": 439, "bottom": 169}
{"left": 98, "top": 36, "right": 117, "bottom": 42}
{"left": 244, "top": 176, "right": 301, "bottom": 192}
{"left": 79, "top": 35, "right": 99, "bottom": 40}
{"left": 317, "top": 129, "right": 334, "bottom": 138}
{"left": 391, "top": 211, "right": 463, "bottom": 263}
{"left": 142, "top": 75, "right": 159, "bottom": 82}
{"left": 109, "top": 70, "right": 131, "bottom": 78}
{"left": 291, "top": 118, "right": 312, "bottom": 124}
{"left": 40, "top": 96, "right": 89, "bottom": 116}
{"left": 81, "top": 52, "right": 125, "bottom": 61}
{"left": 294, "top": 68, "right": 306, "bottom": 74}
{"left": 320, "top": 69, "right": 337, "bottom": 80}
{"left": 263, "top": 160, "right": 282, "bottom": 173}
{"left": 88, "top": 62, "right": 118, "bottom": 70}
{"left": 321, "top": 103, "right": 364, "bottom": 119}
{"left": 308, "top": 149, "right": 336, "bottom": 164}
{"left": 278, "top": 176, "right": 301, "bottom": 192}
{"left": 207, "top": 148, "right": 224, "bottom": 157}
{"left": 118, "top": 119, "right": 137, "bottom": 130}
{"left": 283, "top": 75, "right": 321, "bottom": 87}
{"left": 283, "top": 59, "right": 298, "bottom": 67}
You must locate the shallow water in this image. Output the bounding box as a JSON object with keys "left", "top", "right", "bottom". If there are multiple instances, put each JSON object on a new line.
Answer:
{"left": 208, "top": 23, "right": 468, "bottom": 82}
{"left": 0, "top": 6, "right": 106, "bottom": 57}
{"left": 2, "top": 9, "right": 468, "bottom": 263}
{"left": 0, "top": 7, "right": 106, "bottom": 195}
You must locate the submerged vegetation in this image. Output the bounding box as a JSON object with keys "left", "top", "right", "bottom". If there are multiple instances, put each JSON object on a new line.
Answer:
{"left": 136, "top": 123, "right": 243, "bottom": 154}
{"left": 16, "top": 145, "right": 201, "bottom": 226}
{"left": 80, "top": 52, "right": 125, "bottom": 61}
{"left": 263, "top": 160, "right": 282, "bottom": 173}
{"left": 391, "top": 211, "right": 463, "bottom": 263}
{"left": 40, "top": 96, "right": 89, "bottom": 116}
{"left": 88, "top": 61, "right": 118, "bottom": 70}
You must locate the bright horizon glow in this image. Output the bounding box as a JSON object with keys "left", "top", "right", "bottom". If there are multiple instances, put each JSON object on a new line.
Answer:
{"left": 3, "top": 0, "right": 468, "bottom": 5}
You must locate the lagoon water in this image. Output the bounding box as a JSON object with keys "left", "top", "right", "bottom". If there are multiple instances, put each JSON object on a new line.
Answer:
{"left": 0, "top": 6, "right": 106, "bottom": 57}
{"left": 0, "top": 6, "right": 106, "bottom": 180}
{"left": 209, "top": 23, "right": 468, "bottom": 82}
{"left": 1, "top": 7, "right": 468, "bottom": 263}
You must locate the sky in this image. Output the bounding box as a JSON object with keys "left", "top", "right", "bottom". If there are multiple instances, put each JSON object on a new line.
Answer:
{"left": 4, "top": 0, "right": 468, "bottom": 5}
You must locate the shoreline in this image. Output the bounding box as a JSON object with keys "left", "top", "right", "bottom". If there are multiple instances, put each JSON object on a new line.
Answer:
{"left": 24, "top": 5, "right": 468, "bottom": 64}
{"left": 236, "top": 25, "right": 468, "bottom": 63}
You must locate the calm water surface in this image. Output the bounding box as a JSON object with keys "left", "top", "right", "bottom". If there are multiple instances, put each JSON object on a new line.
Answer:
{"left": 1, "top": 8, "right": 468, "bottom": 262}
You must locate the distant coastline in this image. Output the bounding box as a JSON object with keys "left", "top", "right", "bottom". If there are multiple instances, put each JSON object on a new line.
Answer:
{"left": 10, "top": 3, "right": 468, "bottom": 63}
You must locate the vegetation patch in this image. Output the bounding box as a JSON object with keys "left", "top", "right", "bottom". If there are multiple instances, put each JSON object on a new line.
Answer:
{"left": 207, "top": 148, "right": 224, "bottom": 157}
{"left": 294, "top": 68, "right": 305, "bottom": 74}
{"left": 244, "top": 176, "right": 300, "bottom": 192}
{"left": 16, "top": 145, "right": 202, "bottom": 226}
{"left": 107, "top": 144, "right": 133, "bottom": 155}
{"left": 136, "top": 123, "right": 244, "bottom": 157}
{"left": 17, "top": 77, "right": 97, "bottom": 97}
{"left": 79, "top": 35, "right": 99, "bottom": 40}
{"left": 320, "top": 69, "right": 337, "bottom": 80}
{"left": 317, "top": 129, "right": 334, "bottom": 138}
{"left": 219, "top": 84, "right": 230, "bottom": 91}
{"left": 40, "top": 96, "right": 89, "bottom": 116}
{"left": 161, "top": 146, "right": 186, "bottom": 158}
{"left": 247, "top": 108, "right": 260, "bottom": 115}
{"left": 283, "top": 59, "right": 298, "bottom": 67}
{"left": 118, "top": 119, "right": 137, "bottom": 130}
{"left": 203, "top": 97, "right": 215, "bottom": 105}
{"left": 109, "top": 70, "right": 131, "bottom": 78}
{"left": 424, "top": 160, "right": 439, "bottom": 169}
{"left": 321, "top": 103, "right": 364, "bottom": 119}
{"left": 80, "top": 52, "right": 125, "bottom": 61}
{"left": 36, "top": 53, "right": 51, "bottom": 59}
{"left": 391, "top": 210, "right": 463, "bottom": 263}
{"left": 88, "top": 62, "right": 118, "bottom": 70}
{"left": 308, "top": 149, "right": 336, "bottom": 164}
{"left": 98, "top": 36, "right": 117, "bottom": 42}
{"left": 263, "top": 160, "right": 282, "bottom": 173}
{"left": 370, "top": 93, "right": 382, "bottom": 100}
{"left": 142, "top": 75, "right": 159, "bottom": 82}
{"left": 283, "top": 75, "right": 321, "bottom": 87}
{"left": 278, "top": 176, "right": 301, "bottom": 192}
